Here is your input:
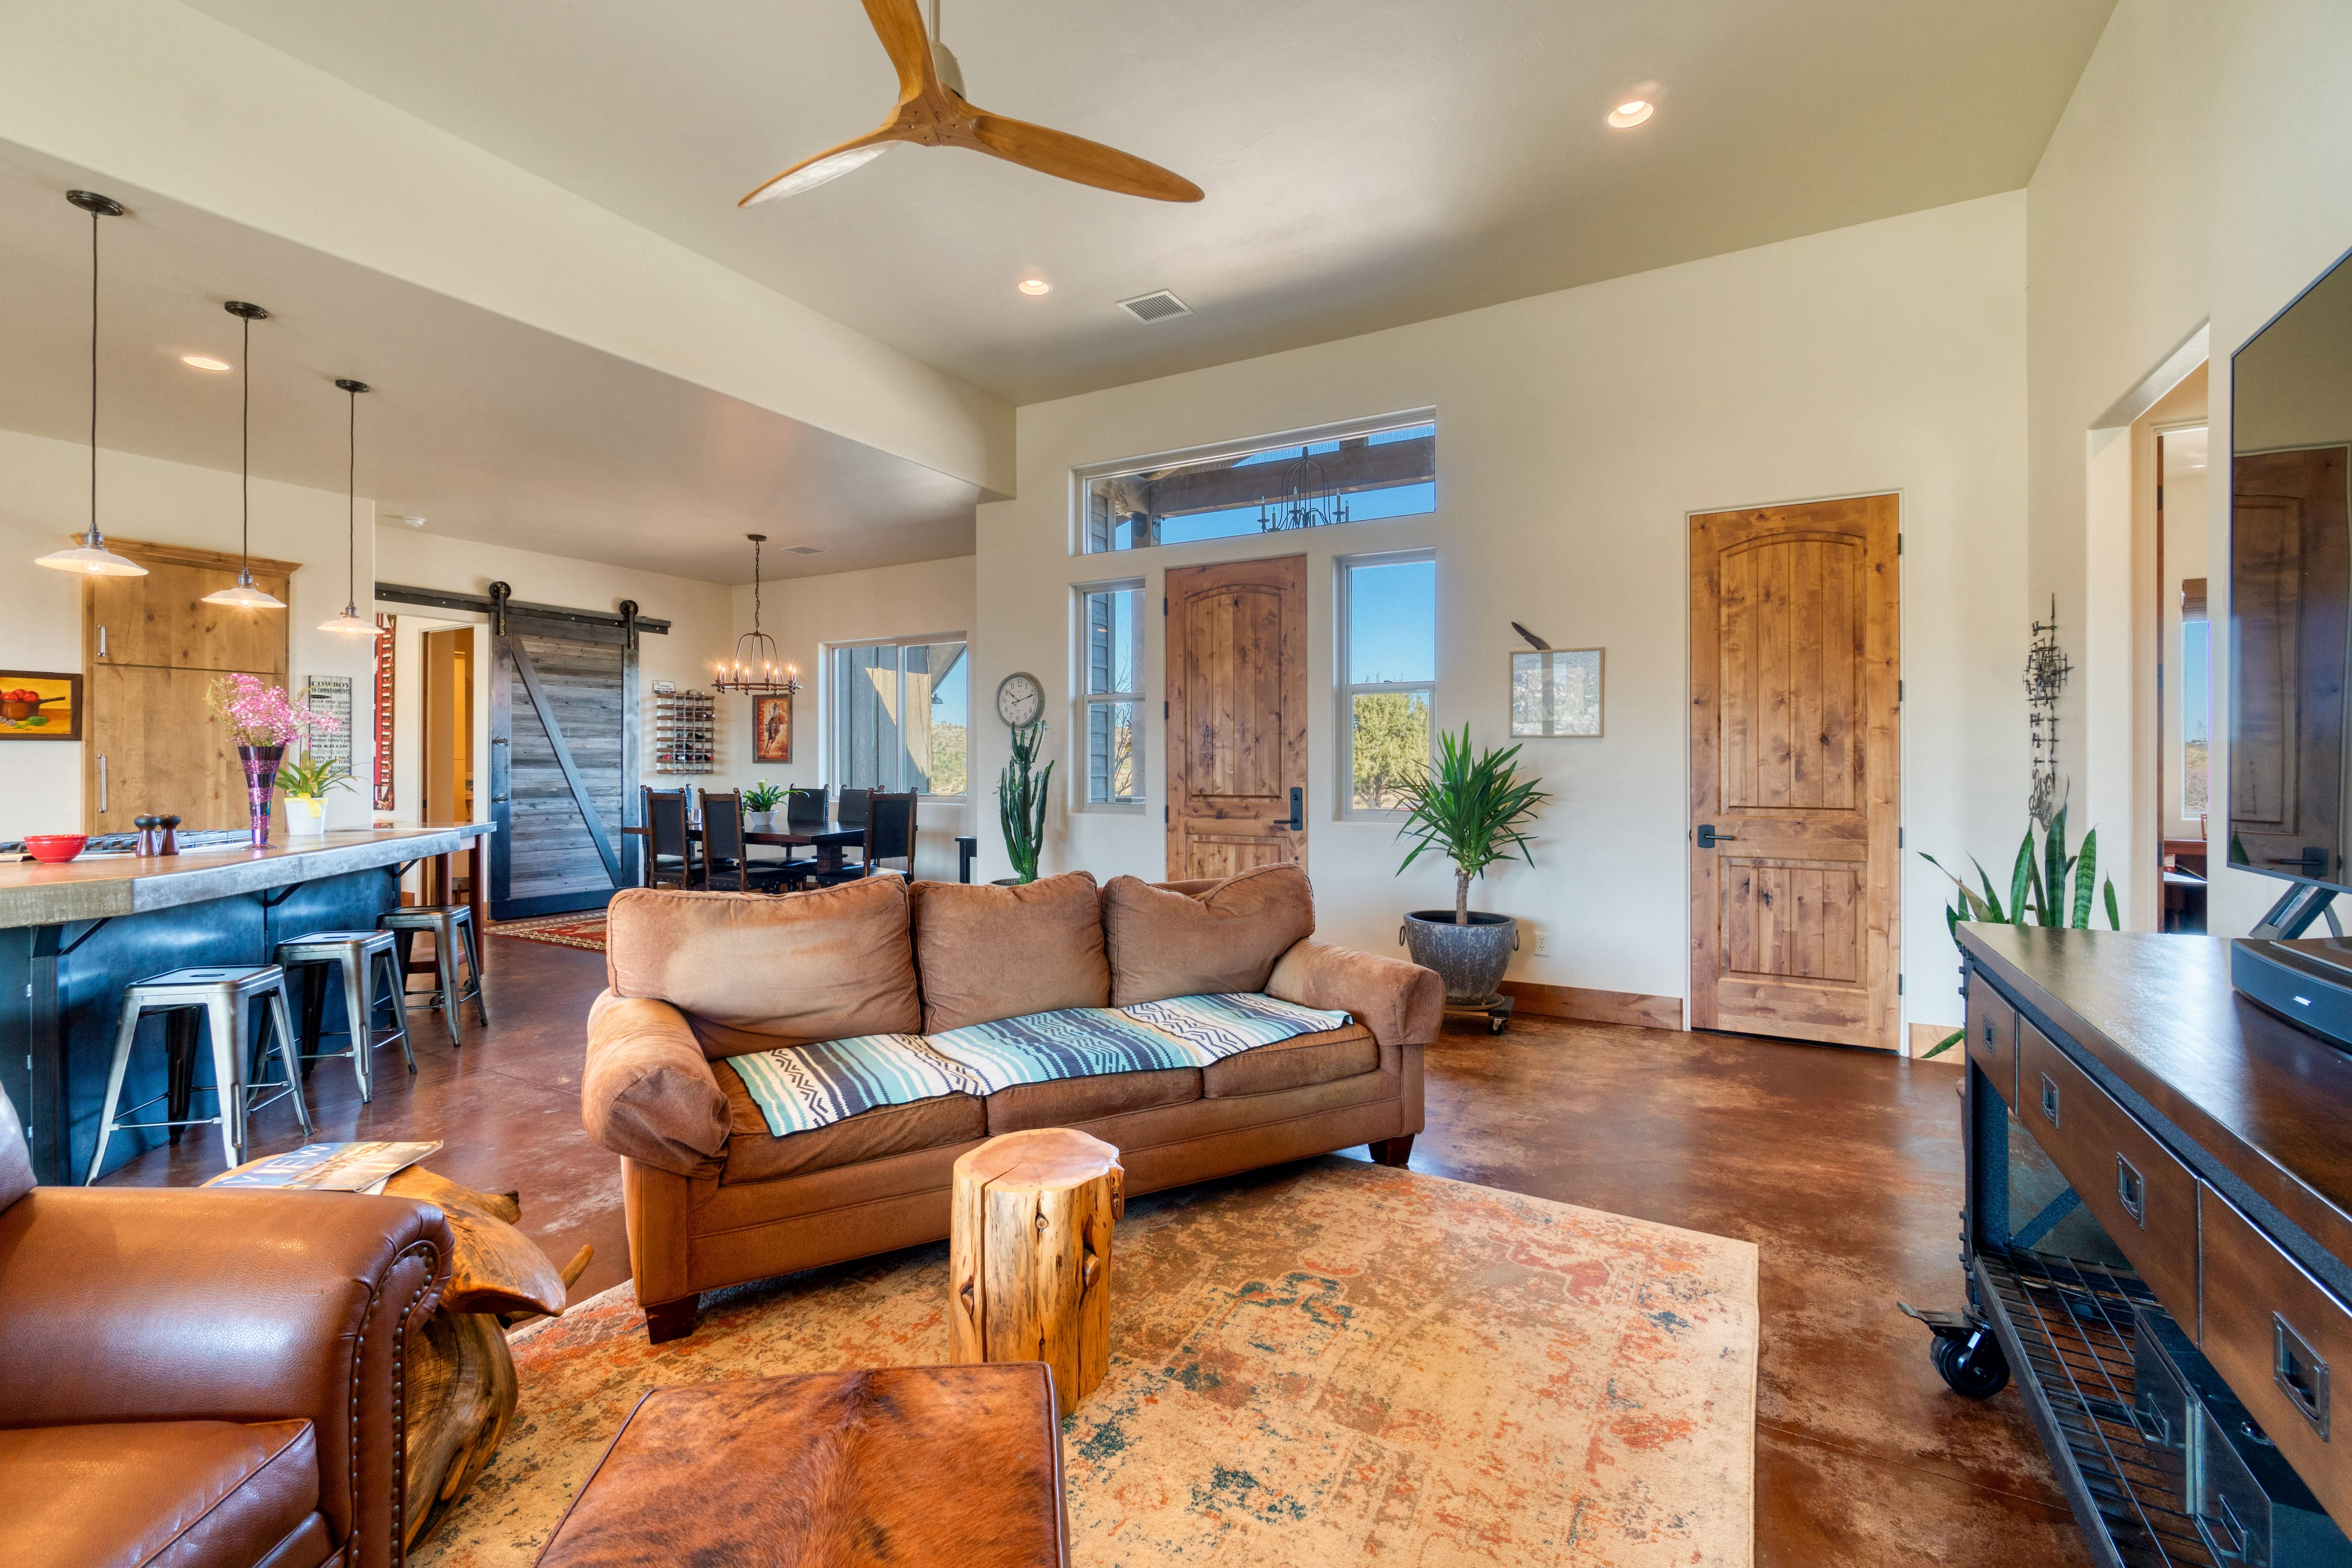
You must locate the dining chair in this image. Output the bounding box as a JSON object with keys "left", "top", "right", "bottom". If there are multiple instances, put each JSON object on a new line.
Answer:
{"left": 835, "top": 788, "right": 871, "bottom": 826}
{"left": 699, "top": 790, "right": 791, "bottom": 894}
{"left": 785, "top": 787, "right": 828, "bottom": 827}
{"left": 644, "top": 788, "right": 699, "bottom": 889}
{"left": 820, "top": 792, "right": 917, "bottom": 882}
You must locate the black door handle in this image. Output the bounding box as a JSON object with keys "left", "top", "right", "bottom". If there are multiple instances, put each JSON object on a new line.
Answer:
{"left": 1287, "top": 787, "right": 1303, "bottom": 832}
{"left": 1696, "top": 824, "right": 1739, "bottom": 848}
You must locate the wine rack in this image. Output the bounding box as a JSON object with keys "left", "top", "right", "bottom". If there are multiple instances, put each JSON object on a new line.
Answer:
{"left": 653, "top": 689, "right": 717, "bottom": 773}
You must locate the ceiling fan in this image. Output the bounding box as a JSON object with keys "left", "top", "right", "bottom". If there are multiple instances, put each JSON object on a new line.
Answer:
{"left": 740, "top": 0, "right": 1203, "bottom": 207}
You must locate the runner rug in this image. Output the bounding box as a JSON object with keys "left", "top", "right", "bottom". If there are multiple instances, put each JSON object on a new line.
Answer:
{"left": 413, "top": 1157, "right": 1756, "bottom": 1566}
{"left": 488, "top": 913, "right": 607, "bottom": 952}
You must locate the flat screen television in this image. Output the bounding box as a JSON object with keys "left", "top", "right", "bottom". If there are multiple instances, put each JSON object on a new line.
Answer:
{"left": 2227, "top": 247, "right": 2352, "bottom": 904}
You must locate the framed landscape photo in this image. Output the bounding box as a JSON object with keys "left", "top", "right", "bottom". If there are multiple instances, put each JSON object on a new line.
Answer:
{"left": 753, "top": 693, "right": 793, "bottom": 762}
{"left": 0, "top": 670, "right": 81, "bottom": 740}
{"left": 1510, "top": 649, "right": 1602, "bottom": 738}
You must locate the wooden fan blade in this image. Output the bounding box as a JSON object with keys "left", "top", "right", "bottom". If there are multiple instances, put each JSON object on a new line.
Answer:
{"left": 966, "top": 111, "right": 1203, "bottom": 202}
{"left": 863, "top": 0, "right": 937, "bottom": 102}
{"left": 740, "top": 123, "right": 906, "bottom": 206}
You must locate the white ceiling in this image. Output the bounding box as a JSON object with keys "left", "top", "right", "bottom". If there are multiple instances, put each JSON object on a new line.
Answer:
{"left": 0, "top": 141, "right": 977, "bottom": 584}
{"left": 184, "top": 0, "right": 2116, "bottom": 404}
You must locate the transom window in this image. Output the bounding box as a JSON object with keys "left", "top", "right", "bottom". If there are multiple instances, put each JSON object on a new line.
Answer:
{"left": 828, "top": 636, "right": 967, "bottom": 796}
{"left": 1339, "top": 552, "right": 1435, "bottom": 814}
{"left": 1079, "top": 583, "right": 1144, "bottom": 805}
{"left": 1079, "top": 413, "right": 1436, "bottom": 554}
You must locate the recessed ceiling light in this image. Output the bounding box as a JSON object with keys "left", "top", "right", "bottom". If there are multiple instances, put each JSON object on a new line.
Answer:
{"left": 1017, "top": 277, "right": 1053, "bottom": 296}
{"left": 181, "top": 354, "right": 231, "bottom": 371}
{"left": 1606, "top": 99, "right": 1655, "bottom": 129}
{"left": 401, "top": 515, "right": 428, "bottom": 528}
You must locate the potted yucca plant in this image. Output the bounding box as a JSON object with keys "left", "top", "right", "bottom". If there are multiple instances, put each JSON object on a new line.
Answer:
{"left": 1392, "top": 726, "right": 1551, "bottom": 1005}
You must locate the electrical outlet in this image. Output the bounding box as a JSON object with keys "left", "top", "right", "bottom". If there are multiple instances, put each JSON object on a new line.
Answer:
{"left": 1534, "top": 931, "right": 1551, "bottom": 956}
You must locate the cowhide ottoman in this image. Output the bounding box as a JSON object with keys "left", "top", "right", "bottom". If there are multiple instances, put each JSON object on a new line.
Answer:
{"left": 533, "top": 1364, "right": 1070, "bottom": 1568}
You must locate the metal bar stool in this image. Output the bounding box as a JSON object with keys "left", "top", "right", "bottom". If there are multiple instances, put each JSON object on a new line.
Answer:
{"left": 273, "top": 930, "right": 416, "bottom": 1101}
{"left": 87, "top": 965, "right": 313, "bottom": 1183}
{"left": 379, "top": 904, "right": 488, "bottom": 1045}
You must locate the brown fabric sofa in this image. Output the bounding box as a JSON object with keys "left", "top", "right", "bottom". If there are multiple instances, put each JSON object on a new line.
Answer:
{"left": 581, "top": 864, "right": 1441, "bottom": 1343}
{"left": 0, "top": 1087, "right": 453, "bottom": 1568}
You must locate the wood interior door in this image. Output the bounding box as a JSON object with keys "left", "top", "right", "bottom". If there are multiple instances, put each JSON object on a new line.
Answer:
{"left": 489, "top": 621, "right": 631, "bottom": 919}
{"left": 2229, "top": 446, "right": 2351, "bottom": 882}
{"left": 83, "top": 540, "right": 294, "bottom": 833}
{"left": 1164, "top": 555, "right": 1308, "bottom": 877}
{"left": 1689, "top": 495, "right": 1899, "bottom": 1049}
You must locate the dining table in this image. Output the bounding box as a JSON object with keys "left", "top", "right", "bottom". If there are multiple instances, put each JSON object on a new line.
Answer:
{"left": 619, "top": 820, "right": 868, "bottom": 885}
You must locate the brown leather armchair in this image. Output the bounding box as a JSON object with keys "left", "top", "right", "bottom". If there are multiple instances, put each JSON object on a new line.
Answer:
{"left": 0, "top": 1090, "right": 453, "bottom": 1568}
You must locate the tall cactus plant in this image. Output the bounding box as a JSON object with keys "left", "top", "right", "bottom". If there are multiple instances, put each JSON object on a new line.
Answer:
{"left": 998, "top": 719, "right": 1053, "bottom": 883}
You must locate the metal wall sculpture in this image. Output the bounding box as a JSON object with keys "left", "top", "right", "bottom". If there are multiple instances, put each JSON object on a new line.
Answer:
{"left": 2026, "top": 596, "right": 2072, "bottom": 827}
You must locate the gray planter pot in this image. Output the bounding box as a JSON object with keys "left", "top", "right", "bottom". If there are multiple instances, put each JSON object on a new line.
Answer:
{"left": 1399, "top": 911, "right": 1518, "bottom": 1006}
{"left": 744, "top": 811, "right": 776, "bottom": 831}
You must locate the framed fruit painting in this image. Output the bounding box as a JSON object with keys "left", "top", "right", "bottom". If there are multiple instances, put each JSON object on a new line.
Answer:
{"left": 0, "top": 671, "right": 79, "bottom": 740}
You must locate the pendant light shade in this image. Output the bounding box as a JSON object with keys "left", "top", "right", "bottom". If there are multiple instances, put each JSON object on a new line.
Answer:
{"left": 319, "top": 378, "right": 382, "bottom": 636}
{"left": 36, "top": 191, "right": 148, "bottom": 578}
{"left": 712, "top": 534, "right": 800, "bottom": 695}
{"left": 201, "top": 301, "right": 286, "bottom": 610}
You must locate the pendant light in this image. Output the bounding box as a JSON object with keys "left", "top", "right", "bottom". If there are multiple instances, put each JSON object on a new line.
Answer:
{"left": 200, "top": 300, "right": 286, "bottom": 609}
{"left": 318, "top": 378, "right": 382, "bottom": 636}
{"left": 712, "top": 533, "right": 800, "bottom": 695}
{"left": 35, "top": 191, "right": 148, "bottom": 577}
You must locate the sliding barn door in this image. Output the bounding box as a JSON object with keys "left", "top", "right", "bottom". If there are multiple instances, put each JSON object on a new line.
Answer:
{"left": 1689, "top": 495, "right": 1899, "bottom": 1049}
{"left": 1164, "top": 555, "right": 1308, "bottom": 877}
{"left": 489, "top": 618, "right": 634, "bottom": 919}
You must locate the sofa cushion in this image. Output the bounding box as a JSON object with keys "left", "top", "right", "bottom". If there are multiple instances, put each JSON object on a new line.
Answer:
{"left": 715, "top": 1060, "right": 986, "bottom": 1184}
{"left": 582, "top": 993, "right": 731, "bottom": 1177}
{"left": 985, "top": 1067, "right": 1202, "bottom": 1134}
{"left": 0, "top": 1417, "right": 320, "bottom": 1568}
{"left": 1102, "top": 863, "right": 1316, "bottom": 1006}
{"left": 911, "top": 873, "right": 1109, "bottom": 1032}
{"left": 606, "top": 878, "right": 922, "bottom": 1059}
{"left": 1200, "top": 1022, "right": 1381, "bottom": 1098}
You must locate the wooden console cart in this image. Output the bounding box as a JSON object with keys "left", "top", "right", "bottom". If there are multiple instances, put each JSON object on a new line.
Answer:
{"left": 1928, "top": 925, "right": 2352, "bottom": 1566}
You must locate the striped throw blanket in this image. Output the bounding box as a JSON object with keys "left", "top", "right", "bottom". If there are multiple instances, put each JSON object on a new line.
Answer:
{"left": 730, "top": 993, "right": 1352, "bottom": 1139}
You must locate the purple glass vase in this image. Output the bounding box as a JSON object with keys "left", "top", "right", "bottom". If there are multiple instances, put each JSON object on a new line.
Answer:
{"left": 238, "top": 743, "right": 285, "bottom": 847}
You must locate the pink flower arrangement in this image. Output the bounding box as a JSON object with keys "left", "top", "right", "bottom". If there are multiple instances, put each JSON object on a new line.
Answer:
{"left": 205, "top": 673, "right": 344, "bottom": 748}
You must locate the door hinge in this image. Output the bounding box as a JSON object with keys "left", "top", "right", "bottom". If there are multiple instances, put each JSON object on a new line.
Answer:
{"left": 1898, "top": 680, "right": 1904, "bottom": 703}
{"left": 1897, "top": 533, "right": 1903, "bottom": 555}
{"left": 1163, "top": 804, "right": 1169, "bottom": 824}
{"left": 1162, "top": 596, "right": 1168, "bottom": 615}
{"left": 1899, "top": 828, "right": 1905, "bottom": 848}
{"left": 1899, "top": 975, "right": 1906, "bottom": 995}
{"left": 1163, "top": 700, "right": 1169, "bottom": 719}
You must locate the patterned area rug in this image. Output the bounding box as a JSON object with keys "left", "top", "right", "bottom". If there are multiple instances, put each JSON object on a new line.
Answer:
{"left": 415, "top": 1157, "right": 1757, "bottom": 1567}
{"left": 488, "top": 913, "right": 607, "bottom": 951}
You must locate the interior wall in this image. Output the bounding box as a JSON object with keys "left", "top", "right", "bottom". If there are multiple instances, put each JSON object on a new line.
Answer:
{"left": 2028, "top": 0, "right": 2352, "bottom": 938}
{"left": 976, "top": 192, "right": 2030, "bottom": 1035}
{"left": 0, "top": 422, "right": 378, "bottom": 836}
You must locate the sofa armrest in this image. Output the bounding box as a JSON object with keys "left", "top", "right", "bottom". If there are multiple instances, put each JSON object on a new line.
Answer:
{"left": 0, "top": 1188, "right": 451, "bottom": 1568}
{"left": 584, "top": 990, "right": 731, "bottom": 1177}
{"left": 1266, "top": 939, "right": 1444, "bottom": 1052}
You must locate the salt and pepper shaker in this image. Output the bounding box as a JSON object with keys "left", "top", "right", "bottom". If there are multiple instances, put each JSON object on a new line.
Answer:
{"left": 133, "top": 815, "right": 160, "bottom": 856}
{"left": 156, "top": 814, "right": 181, "bottom": 856}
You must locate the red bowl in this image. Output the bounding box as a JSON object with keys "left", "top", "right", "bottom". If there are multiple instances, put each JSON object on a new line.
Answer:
{"left": 23, "top": 834, "right": 88, "bottom": 863}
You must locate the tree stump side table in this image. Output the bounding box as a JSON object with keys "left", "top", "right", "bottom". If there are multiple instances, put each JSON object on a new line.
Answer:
{"left": 948, "top": 1128, "right": 1123, "bottom": 1419}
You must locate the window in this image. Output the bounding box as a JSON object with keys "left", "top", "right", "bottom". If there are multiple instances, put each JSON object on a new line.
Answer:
{"left": 1339, "top": 552, "right": 1435, "bottom": 813}
{"left": 1079, "top": 413, "right": 1436, "bottom": 554}
{"left": 2182, "top": 598, "right": 2209, "bottom": 817}
{"left": 828, "top": 637, "right": 967, "bottom": 795}
{"left": 1080, "top": 583, "right": 1144, "bottom": 805}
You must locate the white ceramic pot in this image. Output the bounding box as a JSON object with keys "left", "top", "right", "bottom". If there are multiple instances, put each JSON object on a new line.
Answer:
{"left": 284, "top": 796, "right": 328, "bottom": 837}
{"left": 744, "top": 810, "right": 776, "bottom": 831}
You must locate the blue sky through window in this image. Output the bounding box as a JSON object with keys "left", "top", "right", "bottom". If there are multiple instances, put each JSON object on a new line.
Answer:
{"left": 1349, "top": 558, "right": 1435, "bottom": 685}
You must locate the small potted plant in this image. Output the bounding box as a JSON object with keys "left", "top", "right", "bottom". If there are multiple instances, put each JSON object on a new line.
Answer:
{"left": 1393, "top": 726, "right": 1551, "bottom": 1006}
{"left": 277, "top": 750, "right": 351, "bottom": 837}
{"left": 996, "top": 719, "right": 1052, "bottom": 884}
{"left": 743, "top": 779, "right": 786, "bottom": 831}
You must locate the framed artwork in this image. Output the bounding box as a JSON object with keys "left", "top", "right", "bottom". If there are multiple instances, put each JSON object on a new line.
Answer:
{"left": 1510, "top": 649, "right": 1603, "bottom": 737}
{"left": 0, "top": 670, "right": 82, "bottom": 740}
{"left": 753, "top": 693, "right": 794, "bottom": 762}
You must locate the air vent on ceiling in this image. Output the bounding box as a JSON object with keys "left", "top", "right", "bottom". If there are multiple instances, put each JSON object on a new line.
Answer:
{"left": 1118, "top": 289, "right": 1192, "bottom": 324}
{"left": 783, "top": 545, "right": 824, "bottom": 555}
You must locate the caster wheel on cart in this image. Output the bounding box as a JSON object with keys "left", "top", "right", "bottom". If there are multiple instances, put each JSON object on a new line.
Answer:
{"left": 1932, "top": 1334, "right": 2010, "bottom": 1399}
{"left": 1489, "top": 1014, "right": 1507, "bottom": 1035}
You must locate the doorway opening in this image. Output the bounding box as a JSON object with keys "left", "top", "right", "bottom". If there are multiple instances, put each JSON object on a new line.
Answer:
{"left": 421, "top": 627, "right": 477, "bottom": 832}
{"left": 2156, "top": 422, "right": 2210, "bottom": 931}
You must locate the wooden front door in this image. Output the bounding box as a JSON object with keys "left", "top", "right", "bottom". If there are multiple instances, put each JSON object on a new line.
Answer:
{"left": 83, "top": 539, "right": 294, "bottom": 833}
{"left": 489, "top": 618, "right": 633, "bottom": 919}
{"left": 1165, "top": 555, "right": 1308, "bottom": 877}
{"left": 1689, "top": 495, "right": 1899, "bottom": 1049}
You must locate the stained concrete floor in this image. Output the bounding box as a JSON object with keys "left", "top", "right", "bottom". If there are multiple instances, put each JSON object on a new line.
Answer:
{"left": 105, "top": 933, "right": 2092, "bottom": 1567}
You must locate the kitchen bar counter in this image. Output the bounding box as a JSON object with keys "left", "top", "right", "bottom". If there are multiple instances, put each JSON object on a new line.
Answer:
{"left": 0, "top": 824, "right": 493, "bottom": 1184}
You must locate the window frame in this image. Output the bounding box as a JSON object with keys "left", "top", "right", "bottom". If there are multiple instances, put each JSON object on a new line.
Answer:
{"left": 1335, "top": 548, "right": 1437, "bottom": 820}
{"left": 1073, "top": 578, "right": 1147, "bottom": 812}
{"left": 1071, "top": 406, "right": 1438, "bottom": 557}
{"left": 820, "top": 631, "right": 970, "bottom": 800}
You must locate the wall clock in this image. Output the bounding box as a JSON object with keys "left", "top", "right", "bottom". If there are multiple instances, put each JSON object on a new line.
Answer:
{"left": 996, "top": 671, "right": 1045, "bottom": 727}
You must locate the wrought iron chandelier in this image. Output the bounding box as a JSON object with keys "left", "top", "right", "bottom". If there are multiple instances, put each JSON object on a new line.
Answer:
{"left": 714, "top": 533, "right": 799, "bottom": 696}
{"left": 1256, "top": 448, "right": 1350, "bottom": 533}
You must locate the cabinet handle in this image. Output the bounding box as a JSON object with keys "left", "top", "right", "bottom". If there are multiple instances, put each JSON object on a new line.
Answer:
{"left": 2040, "top": 1073, "right": 2060, "bottom": 1128}
{"left": 98, "top": 754, "right": 108, "bottom": 815}
{"left": 97, "top": 624, "right": 108, "bottom": 660}
{"left": 2274, "top": 1313, "right": 2332, "bottom": 1438}
{"left": 2115, "top": 1154, "right": 2145, "bottom": 1226}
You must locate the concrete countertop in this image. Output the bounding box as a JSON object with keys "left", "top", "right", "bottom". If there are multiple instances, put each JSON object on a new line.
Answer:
{"left": 0, "top": 824, "right": 494, "bottom": 930}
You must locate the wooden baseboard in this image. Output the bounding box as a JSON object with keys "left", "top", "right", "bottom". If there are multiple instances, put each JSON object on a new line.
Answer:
{"left": 1499, "top": 980, "right": 1682, "bottom": 1031}
{"left": 1909, "top": 1021, "right": 1964, "bottom": 1062}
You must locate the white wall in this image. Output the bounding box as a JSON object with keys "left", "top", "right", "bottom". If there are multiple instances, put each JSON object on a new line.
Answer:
{"left": 975, "top": 193, "right": 2031, "bottom": 1035}
{"left": 0, "top": 423, "right": 380, "bottom": 836}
